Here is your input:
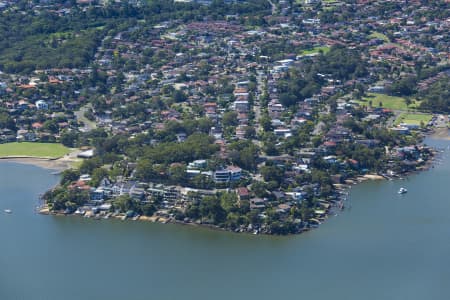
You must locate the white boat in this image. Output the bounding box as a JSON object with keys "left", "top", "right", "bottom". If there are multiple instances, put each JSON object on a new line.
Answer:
{"left": 398, "top": 187, "right": 407, "bottom": 194}
{"left": 4, "top": 209, "right": 12, "bottom": 214}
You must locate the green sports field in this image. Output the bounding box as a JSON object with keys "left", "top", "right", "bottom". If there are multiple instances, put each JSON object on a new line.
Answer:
{"left": 0, "top": 142, "right": 70, "bottom": 158}
{"left": 357, "top": 93, "right": 420, "bottom": 111}
{"left": 395, "top": 113, "right": 433, "bottom": 126}
{"left": 299, "top": 46, "right": 330, "bottom": 56}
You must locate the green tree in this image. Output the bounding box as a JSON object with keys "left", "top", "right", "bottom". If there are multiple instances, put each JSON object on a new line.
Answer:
{"left": 60, "top": 169, "right": 80, "bottom": 186}
{"left": 90, "top": 167, "right": 108, "bottom": 187}
{"left": 222, "top": 111, "right": 238, "bottom": 127}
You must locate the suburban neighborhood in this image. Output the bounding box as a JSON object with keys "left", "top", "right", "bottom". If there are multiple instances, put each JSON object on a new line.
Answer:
{"left": 0, "top": 0, "right": 448, "bottom": 234}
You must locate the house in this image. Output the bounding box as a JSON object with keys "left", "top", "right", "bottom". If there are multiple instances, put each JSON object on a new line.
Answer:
{"left": 274, "top": 128, "right": 292, "bottom": 138}
{"left": 213, "top": 166, "right": 242, "bottom": 183}
{"left": 16, "top": 129, "right": 37, "bottom": 142}
{"left": 234, "top": 100, "right": 249, "bottom": 112}
{"left": 90, "top": 187, "right": 105, "bottom": 203}
{"left": 176, "top": 133, "right": 187, "bottom": 142}
{"left": 272, "top": 191, "right": 286, "bottom": 202}
{"left": 236, "top": 187, "right": 250, "bottom": 204}
{"left": 77, "top": 149, "right": 94, "bottom": 158}
{"left": 368, "top": 86, "right": 385, "bottom": 93}
{"left": 147, "top": 185, "right": 180, "bottom": 202}
{"left": 277, "top": 203, "right": 292, "bottom": 213}
{"left": 399, "top": 123, "right": 420, "bottom": 130}
{"left": 188, "top": 159, "right": 207, "bottom": 169}
{"left": 390, "top": 126, "right": 410, "bottom": 134}
{"left": 35, "top": 100, "right": 49, "bottom": 110}
{"left": 250, "top": 198, "right": 267, "bottom": 210}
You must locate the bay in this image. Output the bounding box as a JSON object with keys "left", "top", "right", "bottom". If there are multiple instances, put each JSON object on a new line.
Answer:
{"left": 1, "top": 138, "right": 449, "bottom": 300}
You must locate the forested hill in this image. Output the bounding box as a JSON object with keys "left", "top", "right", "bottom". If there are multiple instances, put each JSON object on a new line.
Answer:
{"left": 0, "top": 0, "right": 270, "bottom": 73}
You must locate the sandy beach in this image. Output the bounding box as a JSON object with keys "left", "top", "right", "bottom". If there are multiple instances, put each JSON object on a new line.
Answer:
{"left": 430, "top": 127, "right": 450, "bottom": 140}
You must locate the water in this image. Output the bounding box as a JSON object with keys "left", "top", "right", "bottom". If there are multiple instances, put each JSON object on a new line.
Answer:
{"left": 1, "top": 139, "right": 450, "bottom": 300}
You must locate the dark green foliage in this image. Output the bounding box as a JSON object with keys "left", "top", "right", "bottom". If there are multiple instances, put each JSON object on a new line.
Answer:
{"left": 43, "top": 186, "right": 89, "bottom": 211}
{"left": 277, "top": 46, "right": 367, "bottom": 107}
{"left": 419, "top": 78, "right": 450, "bottom": 113}
{"left": 228, "top": 140, "right": 259, "bottom": 171}
{"left": 0, "top": 13, "right": 106, "bottom": 72}
{"left": 388, "top": 76, "right": 417, "bottom": 96}
{"left": 60, "top": 169, "right": 81, "bottom": 186}
{"left": 140, "top": 133, "right": 219, "bottom": 165}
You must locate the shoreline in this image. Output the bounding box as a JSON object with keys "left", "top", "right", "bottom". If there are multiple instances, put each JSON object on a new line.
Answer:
{"left": 35, "top": 127, "right": 448, "bottom": 235}
{"left": 37, "top": 172, "right": 388, "bottom": 236}
{"left": 428, "top": 126, "right": 450, "bottom": 141}
{"left": 37, "top": 166, "right": 434, "bottom": 236}
{"left": 0, "top": 152, "right": 81, "bottom": 171}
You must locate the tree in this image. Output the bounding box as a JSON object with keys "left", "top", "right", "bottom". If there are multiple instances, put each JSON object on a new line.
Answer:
{"left": 169, "top": 163, "right": 187, "bottom": 185}
{"left": 79, "top": 157, "right": 102, "bottom": 175}
{"left": 0, "top": 112, "right": 16, "bottom": 130}
{"left": 43, "top": 120, "right": 59, "bottom": 134}
{"left": 222, "top": 111, "right": 238, "bottom": 127}
{"left": 220, "top": 192, "right": 238, "bottom": 213}
{"left": 135, "top": 159, "right": 157, "bottom": 182}
{"left": 114, "top": 195, "right": 137, "bottom": 212}
{"left": 279, "top": 93, "right": 297, "bottom": 107}
{"left": 60, "top": 131, "right": 79, "bottom": 148}
{"left": 60, "top": 169, "right": 80, "bottom": 186}
{"left": 173, "top": 90, "right": 187, "bottom": 103}
{"left": 260, "top": 165, "right": 284, "bottom": 185}
{"left": 141, "top": 203, "right": 156, "bottom": 216}
{"left": 90, "top": 167, "right": 108, "bottom": 187}
{"left": 250, "top": 181, "right": 269, "bottom": 198}
{"left": 389, "top": 76, "right": 417, "bottom": 96}
{"left": 244, "top": 126, "right": 256, "bottom": 139}
{"left": 260, "top": 114, "right": 272, "bottom": 132}
{"left": 405, "top": 97, "right": 412, "bottom": 107}
{"left": 199, "top": 196, "right": 226, "bottom": 224}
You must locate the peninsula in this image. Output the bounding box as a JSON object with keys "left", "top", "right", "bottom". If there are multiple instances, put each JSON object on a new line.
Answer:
{"left": 0, "top": 0, "right": 448, "bottom": 235}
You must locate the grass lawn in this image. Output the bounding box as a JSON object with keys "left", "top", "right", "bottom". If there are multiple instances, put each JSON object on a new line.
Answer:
{"left": 357, "top": 93, "right": 420, "bottom": 111}
{"left": 0, "top": 142, "right": 70, "bottom": 158}
{"left": 369, "top": 31, "right": 390, "bottom": 42}
{"left": 70, "top": 159, "right": 83, "bottom": 169}
{"left": 395, "top": 113, "right": 433, "bottom": 126}
{"left": 299, "top": 46, "right": 330, "bottom": 56}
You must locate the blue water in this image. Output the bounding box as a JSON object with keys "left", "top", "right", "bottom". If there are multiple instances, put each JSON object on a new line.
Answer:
{"left": 1, "top": 138, "right": 449, "bottom": 300}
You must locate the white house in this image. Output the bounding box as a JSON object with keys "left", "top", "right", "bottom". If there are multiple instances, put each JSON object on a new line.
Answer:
{"left": 35, "top": 100, "right": 48, "bottom": 110}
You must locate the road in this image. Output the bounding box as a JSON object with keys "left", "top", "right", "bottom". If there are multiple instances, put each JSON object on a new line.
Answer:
{"left": 268, "top": 0, "right": 277, "bottom": 15}
{"left": 251, "top": 71, "right": 267, "bottom": 148}
{"left": 75, "top": 104, "right": 97, "bottom": 132}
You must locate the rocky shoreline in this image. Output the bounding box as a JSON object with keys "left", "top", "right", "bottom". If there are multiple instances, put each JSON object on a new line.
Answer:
{"left": 34, "top": 129, "right": 446, "bottom": 235}
{"left": 37, "top": 171, "right": 424, "bottom": 236}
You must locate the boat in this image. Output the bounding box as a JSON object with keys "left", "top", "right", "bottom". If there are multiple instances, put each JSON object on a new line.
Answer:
{"left": 4, "top": 209, "right": 12, "bottom": 214}
{"left": 398, "top": 187, "right": 407, "bottom": 194}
